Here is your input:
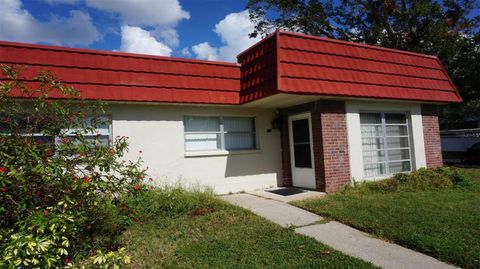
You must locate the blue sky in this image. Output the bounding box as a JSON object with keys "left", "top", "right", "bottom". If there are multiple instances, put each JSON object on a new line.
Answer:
{"left": 0, "top": 0, "right": 255, "bottom": 61}
{"left": 0, "top": 0, "right": 478, "bottom": 62}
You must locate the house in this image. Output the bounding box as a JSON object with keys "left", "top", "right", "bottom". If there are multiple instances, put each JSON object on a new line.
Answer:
{"left": 0, "top": 31, "right": 462, "bottom": 194}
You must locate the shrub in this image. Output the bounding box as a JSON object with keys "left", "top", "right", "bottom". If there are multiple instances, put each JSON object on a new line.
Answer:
{"left": 103, "top": 186, "right": 221, "bottom": 227}
{"left": 0, "top": 65, "right": 146, "bottom": 268}
{"left": 84, "top": 248, "right": 131, "bottom": 269}
{"left": 347, "top": 167, "right": 469, "bottom": 193}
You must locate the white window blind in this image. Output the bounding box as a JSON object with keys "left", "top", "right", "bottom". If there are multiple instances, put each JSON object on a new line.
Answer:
{"left": 63, "top": 117, "right": 111, "bottom": 147}
{"left": 360, "top": 113, "right": 412, "bottom": 177}
{"left": 184, "top": 116, "right": 256, "bottom": 151}
{"left": 0, "top": 116, "right": 111, "bottom": 147}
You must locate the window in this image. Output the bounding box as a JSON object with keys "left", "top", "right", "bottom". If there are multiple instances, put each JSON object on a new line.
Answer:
{"left": 62, "top": 117, "right": 111, "bottom": 147}
{"left": 0, "top": 116, "right": 55, "bottom": 146}
{"left": 0, "top": 116, "right": 111, "bottom": 148}
{"left": 360, "top": 112, "right": 412, "bottom": 177}
{"left": 292, "top": 119, "right": 312, "bottom": 168}
{"left": 184, "top": 116, "right": 256, "bottom": 152}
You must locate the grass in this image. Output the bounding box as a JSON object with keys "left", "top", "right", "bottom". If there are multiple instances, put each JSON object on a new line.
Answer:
{"left": 114, "top": 188, "right": 377, "bottom": 268}
{"left": 292, "top": 168, "right": 480, "bottom": 269}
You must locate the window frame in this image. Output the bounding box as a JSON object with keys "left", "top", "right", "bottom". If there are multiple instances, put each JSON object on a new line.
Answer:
{"left": 0, "top": 115, "right": 113, "bottom": 149}
{"left": 360, "top": 111, "right": 413, "bottom": 177}
{"left": 60, "top": 115, "right": 113, "bottom": 147}
{"left": 183, "top": 115, "right": 257, "bottom": 153}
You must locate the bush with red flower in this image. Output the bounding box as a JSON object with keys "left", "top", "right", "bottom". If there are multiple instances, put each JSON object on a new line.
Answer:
{"left": 0, "top": 65, "right": 146, "bottom": 268}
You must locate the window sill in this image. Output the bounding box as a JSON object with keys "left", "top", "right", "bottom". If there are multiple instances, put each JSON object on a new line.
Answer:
{"left": 184, "top": 149, "right": 261, "bottom": 158}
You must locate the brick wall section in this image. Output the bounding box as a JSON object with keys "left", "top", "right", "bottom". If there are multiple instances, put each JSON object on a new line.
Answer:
{"left": 279, "top": 101, "right": 350, "bottom": 192}
{"left": 319, "top": 102, "right": 351, "bottom": 192}
{"left": 421, "top": 104, "right": 443, "bottom": 167}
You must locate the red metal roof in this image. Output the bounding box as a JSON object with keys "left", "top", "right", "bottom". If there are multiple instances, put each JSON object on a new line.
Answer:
{"left": 0, "top": 31, "right": 462, "bottom": 105}
{"left": 274, "top": 31, "right": 461, "bottom": 103}
{"left": 0, "top": 41, "right": 240, "bottom": 104}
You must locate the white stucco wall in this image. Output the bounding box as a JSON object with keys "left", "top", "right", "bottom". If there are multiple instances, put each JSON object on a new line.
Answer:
{"left": 345, "top": 100, "right": 427, "bottom": 181}
{"left": 108, "top": 104, "right": 282, "bottom": 194}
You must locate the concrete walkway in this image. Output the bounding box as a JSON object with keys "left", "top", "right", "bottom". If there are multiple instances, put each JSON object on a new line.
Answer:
{"left": 222, "top": 193, "right": 458, "bottom": 269}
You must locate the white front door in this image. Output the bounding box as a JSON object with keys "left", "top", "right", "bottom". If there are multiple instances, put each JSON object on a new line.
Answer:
{"left": 288, "top": 113, "right": 316, "bottom": 189}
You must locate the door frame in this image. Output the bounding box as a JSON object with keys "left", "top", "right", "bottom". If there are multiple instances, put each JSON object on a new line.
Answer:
{"left": 288, "top": 112, "right": 316, "bottom": 189}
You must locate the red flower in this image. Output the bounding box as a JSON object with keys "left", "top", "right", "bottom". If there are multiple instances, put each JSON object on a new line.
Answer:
{"left": 45, "top": 149, "right": 54, "bottom": 157}
{"left": 62, "top": 137, "right": 70, "bottom": 143}
{"left": 133, "top": 184, "right": 141, "bottom": 190}
{"left": 82, "top": 177, "right": 91, "bottom": 183}
{"left": 64, "top": 258, "right": 70, "bottom": 266}
{"left": 0, "top": 167, "right": 7, "bottom": 173}
{"left": 0, "top": 187, "right": 7, "bottom": 193}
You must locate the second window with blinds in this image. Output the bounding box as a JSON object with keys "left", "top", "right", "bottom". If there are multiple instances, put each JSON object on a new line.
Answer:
{"left": 184, "top": 116, "right": 256, "bottom": 152}
{"left": 360, "top": 112, "right": 413, "bottom": 178}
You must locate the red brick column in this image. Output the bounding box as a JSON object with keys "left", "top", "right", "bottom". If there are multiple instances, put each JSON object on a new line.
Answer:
{"left": 279, "top": 101, "right": 351, "bottom": 192}
{"left": 318, "top": 102, "right": 351, "bottom": 192}
{"left": 421, "top": 104, "right": 443, "bottom": 167}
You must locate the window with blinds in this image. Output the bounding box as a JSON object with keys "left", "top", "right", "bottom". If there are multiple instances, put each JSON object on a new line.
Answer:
{"left": 63, "top": 117, "right": 111, "bottom": 147}
{"left": 360, "top": 112, "right": 412, "bottom": 177}
{"left": 0, "top": 116, "right": 111, "bottom": 147}
{"left": 184, "top": 116, "right": 256, "bottom": 151}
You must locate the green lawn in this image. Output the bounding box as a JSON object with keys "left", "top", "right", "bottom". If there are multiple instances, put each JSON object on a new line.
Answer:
{"left": 292, "top": 168, "right": 480, "bottom": 269}
{"left": 117, "top": 189, "right": 377, "bottom": 269}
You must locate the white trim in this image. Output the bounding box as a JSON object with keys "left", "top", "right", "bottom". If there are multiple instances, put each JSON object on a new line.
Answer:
{"left": 184, "top": 149, "right": 261, "bottom": 158}
{"left": 288, "top": 112, "right": 316, "bottom": 189}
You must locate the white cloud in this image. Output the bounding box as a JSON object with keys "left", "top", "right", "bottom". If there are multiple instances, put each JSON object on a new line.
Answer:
{"left": 120, "top": 25, "right": 172, "bottom": 56}
{"left": 0, "top": 0, "right": 99, "bottom": 46}
{"left": 86, "top": 0, "right": 189, "bottom": 26}
{"left": 192, "top": 10, "right": 261, "bottom": 62}
{"left": 180, "top": 47, "right": 192, "bottom": 57}
{"left": 86, "top": 0, "right": 189, "bottom": 47}
{"left": 152, "top": 27, "right": 180, "bottom": 47}
{"left": 44, "top": 0, "right": 80, "bottom": 4}
{"left": 192, "top": 42, "right": 219, "bottom": 61}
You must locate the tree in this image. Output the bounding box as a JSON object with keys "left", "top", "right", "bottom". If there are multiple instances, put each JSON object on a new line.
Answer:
{"left": 0, "top": 65, "right": 144, "bottom": 268}
{"left": 247, "top": 0, "right": 480, "bottom": 127}
{"left": 247, "top": 0, "right": 338, "bottom": 38}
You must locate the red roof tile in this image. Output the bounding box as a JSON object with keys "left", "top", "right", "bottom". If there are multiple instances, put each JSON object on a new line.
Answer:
{"left": 0, "top": 31, "right": 462, "bottom": 105}
{"left": 274, "top": 31, "right": 462, "bottom": 103}
{"left": 0, "top": 41, "right": 240, "bottom": 104}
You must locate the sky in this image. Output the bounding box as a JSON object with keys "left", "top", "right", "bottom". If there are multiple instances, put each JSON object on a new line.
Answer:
{"left": 0, "top": 0, "right": 257, "bottom": 62}
{"left": 1, "top": 0, "right": 478, "bottom": 63}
